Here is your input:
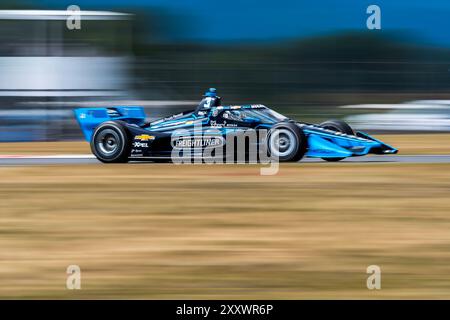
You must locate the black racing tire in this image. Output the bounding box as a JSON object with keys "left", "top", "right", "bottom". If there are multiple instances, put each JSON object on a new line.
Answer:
{"left": 320, "top": 119, "right": 354, "bottom": 135}
{"left": 91, "top": 121, "right": 131, "bottom": 163}
{"left": 267, "top": 123, "right": 307, "bottom": 162}
{"left": 319, "top": 119, "right": 354, "bottom": 162}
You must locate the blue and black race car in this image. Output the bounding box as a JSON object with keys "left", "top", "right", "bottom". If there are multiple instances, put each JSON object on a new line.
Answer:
{"left": 74, "top": 88, "right": 397, "bottom": 163}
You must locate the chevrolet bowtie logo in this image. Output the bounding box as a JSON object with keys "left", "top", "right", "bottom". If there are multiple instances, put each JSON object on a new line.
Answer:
{"left": 135, "top": 134, "right": 155, "bottom": 141}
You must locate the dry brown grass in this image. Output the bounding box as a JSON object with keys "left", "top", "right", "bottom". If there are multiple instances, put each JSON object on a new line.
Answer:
{"left": 0, "top": 134, "right": 449, "bottom": 156}
{"left": 377, "top": 134, "right": 450, "bottom": 155}
{"left": 0, "top": 141, "right": 90, "bottom": 155}
{"left": 1, "top": 163, "right": 450, "bottom": 299}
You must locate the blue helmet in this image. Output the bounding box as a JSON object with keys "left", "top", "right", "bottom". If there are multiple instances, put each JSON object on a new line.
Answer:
{"left": 204, "top": 88, "right": 217, "bottom": 97}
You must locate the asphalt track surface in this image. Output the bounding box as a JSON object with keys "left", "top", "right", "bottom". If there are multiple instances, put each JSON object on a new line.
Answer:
{"left": 1, "top": 154, "right": 450, "bottom": 166}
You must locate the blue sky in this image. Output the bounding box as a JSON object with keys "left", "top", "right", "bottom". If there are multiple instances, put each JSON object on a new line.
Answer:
{"left": 36, "top": 0, "right": 450, "bottom": 46}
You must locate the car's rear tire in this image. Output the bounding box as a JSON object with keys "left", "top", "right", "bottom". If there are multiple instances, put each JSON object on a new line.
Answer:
{"left": 91, "top": 121, "right": 130, "bottom": 163}
{"left": 319, "top": 119, "right": 354, "bottom": 162}
{"left": 267, "top": 123, "right": 307, "bottom": 162}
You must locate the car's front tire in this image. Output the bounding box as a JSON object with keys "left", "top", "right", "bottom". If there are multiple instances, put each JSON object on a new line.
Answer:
{"left": 267, "top": 123, "right": 307, "bottom": 162}
{"left": 91, "top": 121, "right": 130, "bottom": 163}
{"left": 319, "top": 119, "right": 354, "bottom": 162}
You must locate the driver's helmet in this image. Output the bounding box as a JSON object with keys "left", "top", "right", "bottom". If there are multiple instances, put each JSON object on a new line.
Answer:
{"left": 198, "top": 88, "right": 221, "bottom": 110}
{"left": 204, "top": 88, "right": 217, "bottom": 98}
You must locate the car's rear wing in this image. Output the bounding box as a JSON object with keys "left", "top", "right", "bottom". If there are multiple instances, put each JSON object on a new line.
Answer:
{"left": 74, "top": 107, "right": 146, "bottom": 141}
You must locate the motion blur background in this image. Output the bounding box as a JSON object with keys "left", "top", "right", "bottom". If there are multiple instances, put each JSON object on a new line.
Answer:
{"left": 4, "top": 1, "right": 450, "bottom": 300}
{"left": 2, "top": 0, "right": 450, "bottom": 141}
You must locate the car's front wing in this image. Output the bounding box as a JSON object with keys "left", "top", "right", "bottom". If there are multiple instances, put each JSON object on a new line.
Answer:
{"left": 300, "top": 124, "right": 398, "bottom": 159}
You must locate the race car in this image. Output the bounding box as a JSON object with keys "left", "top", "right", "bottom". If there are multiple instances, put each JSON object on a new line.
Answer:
{"left": 74, "top": 88, "right": 397, "bottom": 163}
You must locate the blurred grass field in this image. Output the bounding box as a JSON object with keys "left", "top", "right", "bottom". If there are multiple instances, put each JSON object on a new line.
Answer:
{"left": 0, "top": 134, "right": 449, "bottom": 155}
{"left": 1, "top": 163, "right": 450, "bottom": 298}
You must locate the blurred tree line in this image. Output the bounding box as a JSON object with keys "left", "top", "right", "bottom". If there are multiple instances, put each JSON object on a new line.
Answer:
{"left": 133, "top": 31, "right": 450, "bottom": 107}
{"left": 129, "top": 9, "right": 450, "bottom": 113}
